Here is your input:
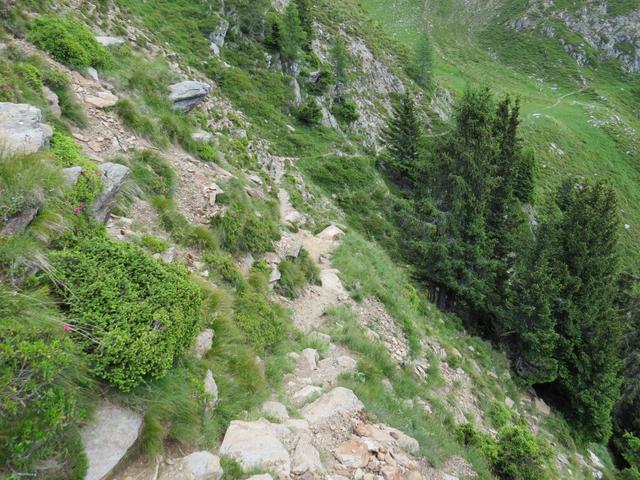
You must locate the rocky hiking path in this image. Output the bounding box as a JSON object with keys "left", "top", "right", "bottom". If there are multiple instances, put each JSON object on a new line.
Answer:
{"left": 113, "top": 212, "right": 463, "bottom": 480}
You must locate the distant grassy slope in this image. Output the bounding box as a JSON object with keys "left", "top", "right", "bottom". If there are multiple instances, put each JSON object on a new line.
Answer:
{"left": 360, "top": 0, "right": 640, "bottom": 271}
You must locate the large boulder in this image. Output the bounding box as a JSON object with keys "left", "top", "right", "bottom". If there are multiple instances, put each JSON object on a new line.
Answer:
{"left": 91, "top": 162, "right": 130, "bottom": 223}
{"left": 81, "top": 401, "right": 143, "bottom": 480}
{"left": 219, "top": 419, "right": 291, "bottom": 478}
{"left": 0, "top": 103, "right": 52, "bottom": 156}
{"left": 159, "top": 452, "right": 223, "bottom": 480}
{"left": 169, "top": 81, "right": 212, "bottom": 112}
{"left": 302, "top": 387, "right": 364, "bottom": 425}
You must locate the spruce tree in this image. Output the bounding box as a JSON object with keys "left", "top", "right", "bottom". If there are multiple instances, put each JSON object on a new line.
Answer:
{"left": 485, "top": 96, "right": 531, "bottom": 318}
{"left": 414, "top": 30, "right": 434, "bottom": 89}
{"left": 332, "top": 39, "right": 349, "bottom": 92}
{"left": 425, "top": 88, "right": 497, "bottom": 312}
{"left": 294, "top": 0, "right": 313, "bottom": 45}
{"left": 503, "top": 224, "right": 560, "bottom": 384}
{"left": 552, "top": 179, "right": 623, "bottom": 441}
{"left": 280, "top": 2, "right": 306, "bottom": 69}
{"left": 380, "top": 92, "right": 421, "bottom": 186}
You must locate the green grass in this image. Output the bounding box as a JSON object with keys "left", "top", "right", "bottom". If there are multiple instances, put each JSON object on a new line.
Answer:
{"left": 325, "top": 304, "right": 496, "bottom": 479}
{"left": 357, "top": 0, "right": 640, "bottom": 271}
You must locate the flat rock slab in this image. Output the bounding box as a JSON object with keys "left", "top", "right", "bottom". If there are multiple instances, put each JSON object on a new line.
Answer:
{"left": 81, "top": 401, "right": 143, "bottom": 480}
{"left": 219, "top": 419, "right": 291, "bottom": 478}
{"left": 0, "top": 102, "right": 52, "bottom": 156}
{"left": 169, "top": 81, "right": 212, "bottom": 112}
{"left": 302, "top": 387, "right": 364, "bottom": 425}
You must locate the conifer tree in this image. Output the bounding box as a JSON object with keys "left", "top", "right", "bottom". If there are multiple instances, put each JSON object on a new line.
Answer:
{"left": 380, "top": 93, "right": 421, "bottom": 186}
{"left": 551, "top": 179, "right": 623, "bottom": 441}
{"left": 485, "top": 96, "right": 530, "bottom": 317}
{"left": 294, "top": 0, "right": 313, "bottom": 45}
{"left": 280, "top": 2, "right": 306, "bottom": 69}
{"left": 414, "top": 30, "right": 434, "bottom": 89}
{"left": 503, "top": 224, "right": 560, "bottom": 384}
{"left": 425, "top": 88, "right": 497, "bottom": 312}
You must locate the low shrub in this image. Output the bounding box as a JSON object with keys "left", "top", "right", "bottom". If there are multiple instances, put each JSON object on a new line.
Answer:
{"left": 203, "top": 251, "right": 244, "bottom": 286}
{"left": 332, "top": 98, "right": 359, "bottom": 125}
{"left": 234, "top": 270, "right": 289, "bottom": 350}
{"left": 0, "top": 287, "right": 91, "bottom": 475}
{"left": 487, "top": 400, "right": 512, "bottom": 429}
{"left": 49, "top": 233, "right": 204, "bottom": 391}
{"left": 115, "top": 99, "right": 166, "bottom": 146}
{"left": 494, "top": 425, "right": 551, "bottom": 480}
{"left": 14, "top": 63, "right": 42, "bottom": 92}
{"left": 455, "top": 423, "right": 499, "bottom": 466}
{"left": 30, "top": 15, "right": 110, "bottom": 69}
{"left": 140, "top": 234, "right": 170, "bottom": 254}
{"left": 296, "top": 98, "right": 322, "bottom": 126}
{"left": 305, "top": 64, "right": 334, "bottom": 96}
{"left": 50, "top": 131, "right": 103, "bottom": 208}
{"left": 152, "top": 196, "right": 219, "bottom": 250}
{"left": 211, "top": 183, "right": 280, "bottom": 253}
{"left": 128, "top": 149, "right": 176, "bottom": 197}
{"left": 456, "top": 423, "right": 551, "bottom": 480}
{"left": 277, "top": 249, "right": 320, "bottom": 298}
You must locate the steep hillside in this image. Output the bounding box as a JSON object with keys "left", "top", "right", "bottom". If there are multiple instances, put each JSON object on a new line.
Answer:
{"left": 0, "top": 1, "right": 636, "bottom": 480}
{"left": 362, "top": 0, "right": 640, "bottom": 270}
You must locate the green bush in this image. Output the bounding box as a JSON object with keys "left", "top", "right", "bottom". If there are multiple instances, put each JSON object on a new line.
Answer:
{"left": 203, "top": 251, "right": 244, "bottom": 286}
{"left": 30, "top": 15, "right": 110, "bottom": 68}
{"left": 487, "top": 400, "right": 512, "bottom": 429}
{"left": 234, "top": 271, "right": 289, "bottom": 350}
{"left": 277, "top": 249, "right": 320, "bottom": 298}
{"left": 115, "top": 99, "right": 166, "bottom": 146}
{"left": 50, "top": 131, "right": 103, "bottom": 207}
{"left": 296, "top": 98, "right": 322, "bottom": 126}
{"left": 332, "top": 98, "right": 359, "bottom": 125}
{"left": 152, "top": 196, "right": 219, "bottom": 250}
{"left": 495, "top": 425, "right": 551, "bottom": 480}
{"left": 49, "top": 233, "right": 203, "bottom": 391}
{"left": 211, "top": 183, "right": 280, "bottom": 253}
{"left": 0, "top": 287, "right": 90, "bottom": 475}
{"left": 455, "top": 423, "right": 499, "bottom": 466}
{"left": 14, "top": 63, "right": 42, "bottom": 92}
{"left": 0, "top": 152, "right": 63, "bottom": 227}
{"left": 140, "top": 234, "right": 170, "bottom": 254}
{"left": 456, "top": 423, "right": 550, "bottom": 479}
{"left": 127, "top": 149, "right": 176, "bottom": 197}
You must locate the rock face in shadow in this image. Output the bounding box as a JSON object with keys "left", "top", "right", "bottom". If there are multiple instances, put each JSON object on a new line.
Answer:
{"left": 0, "top": 102, "right": 52, "bottom": 156}
{"left": 80, "top": 401, "right": 143, "bottom": 480}
{"left": 169, "top": 81, "right": 212, "bottom": 112}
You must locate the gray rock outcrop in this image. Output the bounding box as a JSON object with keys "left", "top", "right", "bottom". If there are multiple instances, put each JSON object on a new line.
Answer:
{"left": 169, "top": 81, "right": 212, "bottom": 112}
{"left": 301, "top": 387, "right": 364, "bottom": 425}
{"left": 193, "top": 328, "right": 214, "bottom": 359}
{"left": 0, "top": 103, "right": 52, "bottom": 156}
{"left": 159, "top": 452, "right": 224, "bottom": 480}
{"left": 91, "top": 162, "right": 130, "bottom": 223}
{"left": 219, "top": 419, "right": 291, "bottom": 477}
{"left": 210, "top": 19, "right": 229, "bottom": 48}
{"left": 96, "top": 36, "right": 125, "bottom": 47}
{"left": 81, "top": 401, "right": 143, "bottom": 480}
